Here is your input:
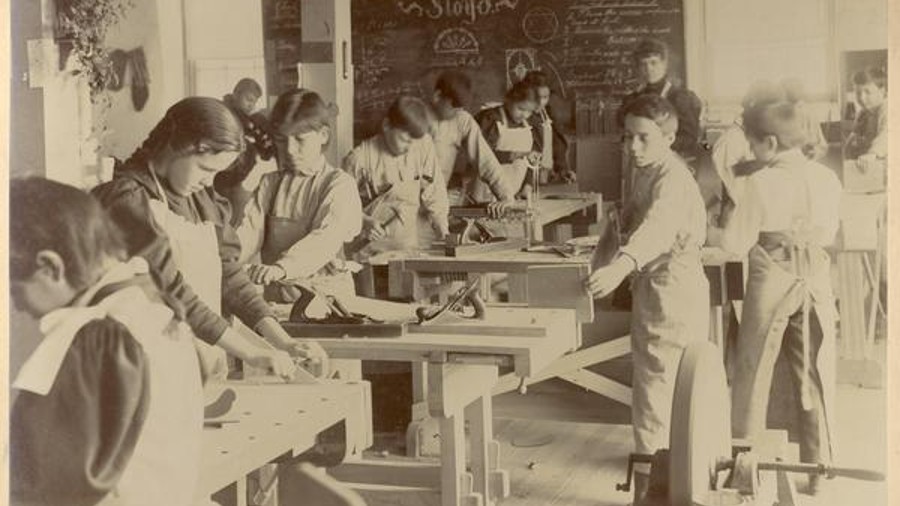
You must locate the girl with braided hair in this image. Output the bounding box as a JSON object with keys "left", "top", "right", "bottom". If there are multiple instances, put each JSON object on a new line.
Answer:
{"left": 93, "top": 97, "right": 328, "bottom": 381}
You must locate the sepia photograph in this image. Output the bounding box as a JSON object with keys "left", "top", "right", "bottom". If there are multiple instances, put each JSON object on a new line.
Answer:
{"left": 2, "top": 1, "right": 897, "bottom": 505}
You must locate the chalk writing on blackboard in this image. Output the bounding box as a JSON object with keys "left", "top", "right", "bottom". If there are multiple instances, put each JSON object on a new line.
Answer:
{"left": 356, "top": 38, "right": 392, "bottom": 88}
{"left": 506, "top": 48, "right": 537, "bottom": 87}
{"left": 396, "top": 0, "right": 521, "bottom": 24}
{"left": 538, "top": 52, "right": 568, "bottom": 98}
{"left": 356, "top": 81, "right": 425, "bottom": 114}
{"left": 522, "top": 7, "right": 559, "bottom": 44}
{"left": 433, "top": 27, "right": 484, "bottom": 68}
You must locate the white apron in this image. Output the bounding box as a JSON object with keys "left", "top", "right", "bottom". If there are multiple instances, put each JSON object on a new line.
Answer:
{"left": 471, "top": 107, "right": 533, "bottom": 202}
{"left": 147, "top": 168, "right": 229, "bottom": 381}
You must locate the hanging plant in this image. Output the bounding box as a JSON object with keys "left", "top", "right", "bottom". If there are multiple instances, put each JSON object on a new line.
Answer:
{"left": 54, "top": 0, "right": 135, "bottom": 103}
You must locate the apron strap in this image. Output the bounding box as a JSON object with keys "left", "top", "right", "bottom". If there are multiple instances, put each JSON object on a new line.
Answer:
{"left": 148, "top": 164, "right": 170, "bottom": 208}
{"left": 267, "top": 171, "right": 288, "bottom": 218}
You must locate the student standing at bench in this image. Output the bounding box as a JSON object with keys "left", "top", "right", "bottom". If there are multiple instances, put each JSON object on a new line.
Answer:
{"left": 93, "top": 97, "right": 315, "bottom": 381}
{"left": 429, "top": 70, "right": 515, "bottom": 204}
{"left": 585, "top": 95, "right": 708, "bottom": 504}
{"left": 10, "top": 178, "right": 203, "bottom": 506}
{"left": 237, "top": 89, "right": 362, "bottom": 302}
{"left": 715, "top": 100, "right": 841, "bottom": 496}
{"left": 622, "top": 38, "right": 703, "bottom": 162}
{"left": 474, "top": 80, "right": 543, "bottom": 202}
{"left": 343, "top": 95, "right": 449, "bottom": 261}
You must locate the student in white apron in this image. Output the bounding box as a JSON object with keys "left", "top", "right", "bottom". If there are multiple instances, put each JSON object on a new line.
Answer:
{"left": 713, "top": 101, "right": 842, "bottom": 496}
{"left": 93, "top": 97, "right": 322, "bottom": 381}
{"left": 585, "top": 95, "right": 708, "bottom": 504}
{"left": 343, "top": 95, "right": 450, "bottom": 262}
{"left": 10, "top": 178, "right": 203, "bottom": 506}
{"left": 237, "top": 89, "right": 362, "bottom": 302}
{"left": 521, "top": 70, "right": 576, "bottom": 184}
{"left": 472, "top": 80, "right": 543, "bottom": 202}
{"left": 621, "top": 38, "right": 703, "bottom": 162}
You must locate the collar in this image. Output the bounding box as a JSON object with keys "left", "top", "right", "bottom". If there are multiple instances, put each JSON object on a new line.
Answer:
{"left": 13, "top": 258, "right": 160, "bottom": 396}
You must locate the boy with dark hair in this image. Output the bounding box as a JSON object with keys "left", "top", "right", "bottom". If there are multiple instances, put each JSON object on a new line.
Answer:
{"left": 585, "top": 94, "right": 708, "bottom": 504}
{"left": 714, "top": 100, "right": 841, "bottom": 496}
{"left": 343, "top": 95, "right": 449, "bottom": 260}
{"left": 430, "top": 70, "right": 513, "bottom": 203}
{"left": 622, "top": 38, "right": 703, "bottom": 161}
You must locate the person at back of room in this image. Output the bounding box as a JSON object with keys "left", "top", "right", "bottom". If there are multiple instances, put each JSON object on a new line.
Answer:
{"left": 709, "top": 100, "right": 842, "bottom": 496}
{"left": 92, "top": 97, "right": 326, "bottom": 382}
{"left": 342, "top": 95, "right": 449, "bottom": 262}
{"left": 473, "top": 80, "right": 543, "bottom": 202}
{"left": 214, "top": 78, "right": 277, "bottom": 226}
{"left": 584, "top": 94, "right": 709, "bottom": 505}
{"left": 622, "top": 38, "right": 703, "bottom": 163}
{"left": 10, "top": 178, "right": 203, "bottom": 506}
{"left": 521, "top": 70, "right": 577, "bottom": 185}
{"left": 428, "top": 70, "right": 516, "bottom": 206}
{"left": 236, "top": 88, "right": 363, "bottom": 303}
{"left": 844, "top": 66, "right": 888, "bottom": 169}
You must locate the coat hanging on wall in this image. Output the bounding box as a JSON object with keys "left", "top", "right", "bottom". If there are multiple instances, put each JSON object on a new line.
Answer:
{"left": 129, "top": 48, "right": 150, "bottom": 111}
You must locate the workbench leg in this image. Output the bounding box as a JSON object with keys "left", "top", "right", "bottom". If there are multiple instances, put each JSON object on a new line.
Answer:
{"left": 709, "top": 305, "right": 723, "bottom": 349}
{"left": 465, "top": 395, "right": 509, "bottom": 506}
{"left": 440, "top": 414, "right": 481, "bottom": 506}
{"left": 507, "top": 274, "right": 528, "bottom": 303}
{"left": 406, "top": 362, "right": 440, "bottom": 458}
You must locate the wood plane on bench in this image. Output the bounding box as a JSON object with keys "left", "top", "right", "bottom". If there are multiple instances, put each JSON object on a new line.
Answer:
{"left": 445, "top": 203, "right": 532, "bottom": 257}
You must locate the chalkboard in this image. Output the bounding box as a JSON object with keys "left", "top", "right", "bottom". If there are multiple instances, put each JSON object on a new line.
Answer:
{"left": 351, "top": 0, "right": 686, "bottom": 141}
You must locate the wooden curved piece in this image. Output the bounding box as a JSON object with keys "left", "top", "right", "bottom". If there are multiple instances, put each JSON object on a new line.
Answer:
{"left": 669, "top": 340, "right": 732, "bottom": 506}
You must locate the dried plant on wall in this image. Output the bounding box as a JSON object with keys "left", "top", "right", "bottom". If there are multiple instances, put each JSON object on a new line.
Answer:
{"left": 54, "top": 0, "right": 136, "bottom": 104}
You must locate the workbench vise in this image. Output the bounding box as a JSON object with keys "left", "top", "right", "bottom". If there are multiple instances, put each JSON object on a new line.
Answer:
{"left": 615, "top": 341, "right": 885, "bottom": 506}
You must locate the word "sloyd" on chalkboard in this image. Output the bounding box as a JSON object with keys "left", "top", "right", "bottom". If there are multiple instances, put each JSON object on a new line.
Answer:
{"left": 397, "top": 0, "right": 521, "bottom": 24}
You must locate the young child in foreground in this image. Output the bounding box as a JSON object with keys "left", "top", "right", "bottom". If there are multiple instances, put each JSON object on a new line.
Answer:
{"left": 10, "top": 178, "right": 203, "bottom": 506}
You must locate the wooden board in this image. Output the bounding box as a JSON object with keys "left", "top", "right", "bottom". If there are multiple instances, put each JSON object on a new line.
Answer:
{"left": 281, "top": 322, "right": 408, "bottom": 338}
{"left": 526, "top": 264, "right": 593, "bottom": 324}
{"left": 445, "top": 237, "right": 529, "bottom": 257}
{"left": 408, "top": 321, "right": 546, "bottom": 337}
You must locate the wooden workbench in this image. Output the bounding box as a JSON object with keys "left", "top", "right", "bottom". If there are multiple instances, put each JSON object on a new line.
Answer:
{"left": 285, "top": 307, "right": 578, "bottom": 506}
{"left": 384, "top": 247, "right": 743, "bottom": 408}
{"left": 198, "top": 381, "right": 372, "bottom": 506}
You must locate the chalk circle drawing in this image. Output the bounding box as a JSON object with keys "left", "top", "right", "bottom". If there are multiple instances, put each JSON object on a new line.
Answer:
{"left": 506, "top": 48, "right": 536, "bottom": 87}
{"left": 433, "top": 27, "right": 480, "bottom": 55}
{"left": 522, "top": 7, "right": 559, "bottom": 44}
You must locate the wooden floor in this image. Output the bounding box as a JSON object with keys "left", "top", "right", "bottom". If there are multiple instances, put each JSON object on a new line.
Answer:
{"left": 346, "top": 381, "right": 887, "bottom": 506}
